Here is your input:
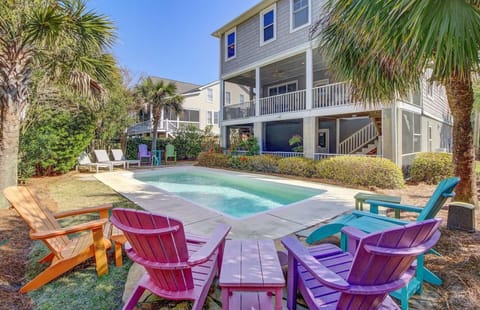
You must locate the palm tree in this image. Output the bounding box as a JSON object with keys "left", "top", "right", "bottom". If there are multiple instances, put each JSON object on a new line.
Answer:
{"left": 0, "top": 0, "right": 115, "bottom": 207}
{"left": 315, "top": 0, "right": 480, "bottom": 205}
{"left": 134, "top": 78, "right": 183, "bottom": 153}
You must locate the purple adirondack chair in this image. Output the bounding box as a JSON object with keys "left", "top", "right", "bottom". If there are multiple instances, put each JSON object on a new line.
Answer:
{"left": 137, "top": 144, "right": 151, "bottom": 165}
{"left": 281, "top": 218, "right": 442, "bottom": 309}
{"left": 110, "top": 209, "right": 231, "bottom": 310}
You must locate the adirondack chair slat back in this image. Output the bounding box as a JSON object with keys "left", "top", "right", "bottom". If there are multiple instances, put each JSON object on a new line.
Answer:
{"left": 417, "top": 177, "right": 459, "bottom": 221}
{"left": 3, "top": 186, "right": 69, "bottom": 255}
{"left": 339, "top": 219, "right": 441, "bottom": 308}
{"left": 111, "top": 209, "right": 194, "bottom": 291}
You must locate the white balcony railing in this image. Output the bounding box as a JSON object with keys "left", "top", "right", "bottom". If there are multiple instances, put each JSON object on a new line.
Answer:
{"left": 260, "top": 89, "right": 306, "bottom": 115}
{"left": 338, "top": 122, "right": 377, "bottom": 154}
{"left": 127, "top": 119, "right": 199, "bottom": 136}
{"left": 312, "top": 81, "right": 352, "bottom": 109}
{"left": 223, "top": 100, "right": 256, "bottom": 121}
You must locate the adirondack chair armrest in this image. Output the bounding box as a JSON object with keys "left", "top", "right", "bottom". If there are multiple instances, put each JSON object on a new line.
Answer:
{"left": 281, "top": 236, "right": 350, "bottom": 290}
{"left": 188, "top": 224, "right": 231, "bottom": 266}
{"left": 54, "top": 204, "right": 113, "bottom": 219}
{"left": 341, "top": 226, "right": 368, "bottom": 241}
{"left": 365, "top": 200, "right": 423, "bottom": 213}
{"left": 29, "top": 218, "right": 108, "bottom": 240}
{"left": 351, "top": 211, "right": 408, "bottom": 225}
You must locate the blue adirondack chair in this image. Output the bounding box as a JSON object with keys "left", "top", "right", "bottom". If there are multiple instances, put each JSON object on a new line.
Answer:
{"left": 282, "top": 218, "right": 442, "bottom": 310}
{"left": 305, "top": 176, "right": 459, "bottom": 309}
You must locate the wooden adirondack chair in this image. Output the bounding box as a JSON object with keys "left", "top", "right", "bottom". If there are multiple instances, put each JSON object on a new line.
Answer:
{"left": 3, "top": 186, "right": 112, "bottom": 293}
{"left": 282, "top": 218, "right": 442, "bottom": 310}
{"left": 305, "top": 177, "right": 459, "bottom": 309}
{"left": 110, "top": 208, "right": 231, "bottom": 310}
{"left": 137, "top": 144, "right": 151, "bottom": 165}
{"left": 165, "top": 143, "right": 177, "bottom": 164}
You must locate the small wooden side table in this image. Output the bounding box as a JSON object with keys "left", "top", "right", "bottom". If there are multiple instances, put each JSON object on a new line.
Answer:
{"left": 219, "top": 239, "right": 285, "bottom": 310}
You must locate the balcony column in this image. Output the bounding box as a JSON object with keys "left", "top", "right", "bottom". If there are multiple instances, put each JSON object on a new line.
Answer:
{"left": 220, "top": 79, "right": 227, "bottom": 148}
{"left": 306, "top": 47, "right": 313, "bottom": 110}
{"left": 303, "top": 117, "right": 316, "bottom": 159}
{"left": 253, "top": 122, "right": 263, "bottom": 153}
{"left": 255, "top": 67, "right": 260, "bottom": 116}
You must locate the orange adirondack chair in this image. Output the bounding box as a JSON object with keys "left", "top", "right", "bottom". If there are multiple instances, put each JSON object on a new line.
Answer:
{"left": 3, "top": 186, "right": 112, "bottom": 293}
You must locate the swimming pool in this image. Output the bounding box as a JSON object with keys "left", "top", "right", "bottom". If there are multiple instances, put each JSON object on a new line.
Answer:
{"left": 134, "top": 169, "right": 326, "bottom": 219}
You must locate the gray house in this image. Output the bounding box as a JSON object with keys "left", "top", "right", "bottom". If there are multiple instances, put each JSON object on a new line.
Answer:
{"left": 212, "top": 0, "right": 452, "bottom": 168}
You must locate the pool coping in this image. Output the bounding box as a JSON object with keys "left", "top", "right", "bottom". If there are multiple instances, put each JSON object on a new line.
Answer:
{"left": 95, "top": 166, "right": 361, "bottom": 240}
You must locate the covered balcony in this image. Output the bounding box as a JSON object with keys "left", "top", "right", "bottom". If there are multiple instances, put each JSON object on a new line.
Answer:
{"left": 222, "top": 49, "right": 354, "bottom": 122}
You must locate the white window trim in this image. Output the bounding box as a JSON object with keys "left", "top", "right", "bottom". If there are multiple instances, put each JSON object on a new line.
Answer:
{"left": 290, "top": 0, "right": 311, "bottom": 33}
{"left": 225, "top": 91, "right": 231, "bottom": 105}
{"left": 207, "top": 88, "right": 213, "bottom": 102}
{"left": 239, "top": 94, "right": 245, "bottom": 103}
{"left": 260, "top": 4, "right": 276, "bottom": 46}
{"left": 225, "top": 27, "right": 236, "bottom": 61}
{"left": 267, "top": 80, "right": 299, "bottom": 96}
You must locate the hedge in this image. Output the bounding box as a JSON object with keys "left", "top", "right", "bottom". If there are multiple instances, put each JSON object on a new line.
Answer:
{"left": 314, "top": 156, "right": 404, "bottom": 189}
{"left": 410, "top": 152, "right": 454, "bottom": 184}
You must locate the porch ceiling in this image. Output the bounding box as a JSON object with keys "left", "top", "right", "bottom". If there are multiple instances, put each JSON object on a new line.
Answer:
{"left": 226, "top": 52, "right": 328, "bottom": 87}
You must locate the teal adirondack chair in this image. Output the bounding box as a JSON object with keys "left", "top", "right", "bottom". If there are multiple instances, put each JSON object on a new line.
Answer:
{"left": 165, "top": 143, "right": 176, "bottom": 164}
{"left": 306, "top": 176, "right": 460, "bottom": 309}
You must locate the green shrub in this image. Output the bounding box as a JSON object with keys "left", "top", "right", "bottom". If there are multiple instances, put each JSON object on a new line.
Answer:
{"left": 278, "top": 157, "right": 316, "bottom": 177}
{"left": 229, "top": 155, "right": 250, "bottom": 170}
{"left": 19, "top": 107, "right": 96, "bottom": 178}
{"left": 197, "top": 152, "right": 230, "bottom": 168}
{"left": 173, "top": 125, "right": 203, "bottom": 160}
{"left": 410, "top": 152, "right": 454, "bottom": 184}
{"left": 248, "top": 155, "right": 280, "bottom": 173}
{"left": 314, "top": 156, "right": 404, "bottom": 189}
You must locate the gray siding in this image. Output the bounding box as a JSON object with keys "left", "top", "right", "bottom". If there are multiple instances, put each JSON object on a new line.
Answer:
{"left": 421, "top": 76, "right": 452, "bottom": 124}
{"left": 220, "top": 0, "right": 324, "bottom": 76}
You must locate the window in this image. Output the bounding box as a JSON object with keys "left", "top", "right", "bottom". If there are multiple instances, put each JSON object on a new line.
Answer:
{"left": 207, "top": 88, "right": 213, "bottom": 102}
{"left": 291, "top": 0, "right": 310, "bottom": 31}
{"left": 225, "top": 91, "right": 231, "bottom": 105}
{"left": 207, "top": 111, "right": 219, "bottom": 125}
{"left": 428, "top": 124, "right": 433, "bottom": 152}
{"left": 401, "top": 111, "right": 421, "bottom": 154}
{"left": 180, "top": 109, "right": 199, "bottom": 122}
{"left": 225, "top": 28, "right": 236, "bottom": 60}
{"left": 239, "top": 94, "right": 245, "bottom": 103}
{"left": 426, "top": 82, "right": 434, "bottom": 97}
{"left": 261, "top": 5, "right": 276, "bottom": 44}
{"left": 268, "top": 81, "right": 298, "bottom": 96}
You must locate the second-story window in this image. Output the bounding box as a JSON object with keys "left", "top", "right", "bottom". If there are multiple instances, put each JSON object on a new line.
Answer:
{"left": 226, "top": 28, "right": 236, "bottom": 60}
{"left": 240, "top": 94, "right": 245, "bottom": 103}
{"left": 207, "top": 88, "right": 213, "bottom": 102}
{"left": 291, "top": 0, "right": 310, "bottom": 31}
{"left": 225, "top": 91, "right": 231, "bottom": 105}
{"left": 261, "top": 5, "right": 276, "bottom": 45}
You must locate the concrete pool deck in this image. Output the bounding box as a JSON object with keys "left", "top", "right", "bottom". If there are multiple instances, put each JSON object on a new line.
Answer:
{"left": 96, "top": 166, "right": 362, "bottom": 240}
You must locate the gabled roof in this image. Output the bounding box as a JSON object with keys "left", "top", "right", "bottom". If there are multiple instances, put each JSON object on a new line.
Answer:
{"left": 149, "top": 76, "right": 201, "bottom": 95}
{"left": 211, "top": 0, "right": 276, "bottom": 38}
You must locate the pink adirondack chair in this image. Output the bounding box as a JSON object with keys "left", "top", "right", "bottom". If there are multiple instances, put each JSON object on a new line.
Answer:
{"left": 281, "top": 218, "right": 442, "bottom": 309}
{"left": 110, "top": 209, "right": 231, "bottom": 310}
{"left": 137, "top": 144, "right": 151, "bottom": 165}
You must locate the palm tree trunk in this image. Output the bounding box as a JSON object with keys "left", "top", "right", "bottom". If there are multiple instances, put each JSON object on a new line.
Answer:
{"left": 446, "top": 75, "right": 478, "bottom": 206}
{"left": 0, "top": 105, "right": 20, "bottom": 208}
{"left": 151, "top": 104, "right": 160, "bottom": 153}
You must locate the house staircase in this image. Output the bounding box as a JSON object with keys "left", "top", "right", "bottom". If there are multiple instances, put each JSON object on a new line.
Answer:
{"left": 338, "top": 113, "right": 382, "bottom": 156}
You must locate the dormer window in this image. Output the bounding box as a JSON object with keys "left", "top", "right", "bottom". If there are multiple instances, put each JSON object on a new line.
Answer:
{"left": 291, "top": 0, "right": 310, "bottom": 31}
{"left": 261, "top": 5, "right": 276, "bottom": 45}
{"left": 225, "top": 28, "right": 236, "bottom": 60}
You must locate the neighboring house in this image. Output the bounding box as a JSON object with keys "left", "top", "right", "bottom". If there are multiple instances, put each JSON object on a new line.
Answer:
{"left": 212, "top": 0, "right": 452, "bottom": 168}
{"left": 127, "top": 78, "right": 222, "bottom": 137}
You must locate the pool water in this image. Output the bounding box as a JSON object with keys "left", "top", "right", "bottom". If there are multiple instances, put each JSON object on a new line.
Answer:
{"left": 135, "top": 170, "right": 325, "bottom": 218}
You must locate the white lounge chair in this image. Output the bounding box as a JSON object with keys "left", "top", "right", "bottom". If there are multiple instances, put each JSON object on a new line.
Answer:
{"left": 77, "top": 152, "right": 112, "bottom": 173}
{"left": 111, "top": 149, "right": 140, "bottom": 168}
{"left": 94, "top": 149, "right": 126, "bottom": 169}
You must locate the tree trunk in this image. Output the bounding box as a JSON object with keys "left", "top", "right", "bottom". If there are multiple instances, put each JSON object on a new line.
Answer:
{"left": 0, "top": 105, "right": 20, "bottom": 208}
{"left": 446, "top": 76, "right": 478, "bottom": 206}
{"left": 151, "top": 104, "right": 161, "bottom": 153}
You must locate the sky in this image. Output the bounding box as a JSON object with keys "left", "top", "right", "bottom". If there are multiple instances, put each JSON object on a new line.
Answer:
{"left": 87, "top": 0, "right": 260, "bottom": 86}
